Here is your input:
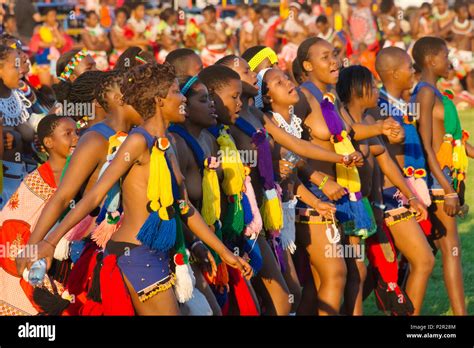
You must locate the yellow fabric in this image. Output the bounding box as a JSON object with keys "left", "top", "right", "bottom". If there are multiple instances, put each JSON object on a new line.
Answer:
{"left": 148, "top": 145, "right": 173, "bottom": 219}
{"left": 334, "top": 132, "right": 362, "bottom": 193}
{"left": 261, "top": 192, "right": 283, "bottom": 230}
{"left": 201, "top": 158, "right": 221, "bottom": 226}
{"left": 216, "top": 127, "right": 245, "bottom": 196}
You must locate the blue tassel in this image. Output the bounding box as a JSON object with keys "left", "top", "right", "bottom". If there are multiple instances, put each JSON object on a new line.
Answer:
{"left": 96, "top": 205, "right": 107, "bottom": 225}
{"left": 241, "top": 193, "right": 253, "bottom": 225}
{"left": 244, "top": 238, "right": 262, "bottom": 275}
{"left": 350, "top": 198, "right": 373, "bottom": 230}
{"left": 137, "top": 212, "right": 177, "bottom": 252}
{"left": 105, "top": 182, "right": 121, "bottom": 212}
{"left": 335, "top": 194, "right": 354, "bottom": 223}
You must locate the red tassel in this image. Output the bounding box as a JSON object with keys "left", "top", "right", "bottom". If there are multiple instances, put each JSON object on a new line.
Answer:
{"left": 91, "top": 217, "right": 120, "bottom": 249}
{"left": 65, "top": 215, "right": 96, "bottom": 241}
{"left": 418, "top": 219, "right": 432, "bottom": 237}
{"left": 100, "top": 255, "right": 135, "bottom": 315}
{"left": 227, "top": 266, "right": 259, "bottom": 316}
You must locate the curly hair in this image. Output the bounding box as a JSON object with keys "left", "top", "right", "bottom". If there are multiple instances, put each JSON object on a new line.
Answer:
{"left": 121, "top": 63, "right": 176, "bottom": 120}
{"left": 95, "top": 70, "right": 125, "bottom": 111}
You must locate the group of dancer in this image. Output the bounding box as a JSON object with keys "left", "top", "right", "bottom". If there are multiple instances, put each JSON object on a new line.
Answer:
{"left": 0, "top": 32, "right": 471, "bottom": 316}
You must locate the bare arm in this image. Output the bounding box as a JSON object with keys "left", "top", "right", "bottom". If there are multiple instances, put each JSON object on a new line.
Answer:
{"left": 262, "top": 114, "right": 344, "bottom": 163}
{"left": 27, "top": 132, "right": 108, "bottom": 244}
{"left": 43, "top": 134, "right": 146, "bottom": 247}
{"left": 465, "top": 142, "right": 474, "bottom": 158}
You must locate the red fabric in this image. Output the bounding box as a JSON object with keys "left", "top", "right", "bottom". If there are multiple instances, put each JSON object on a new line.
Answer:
{"left": 80, "top": 300, "right": 103, "bottom": 316}
{"left": 418, "top": 219, "right": 432, "bottom": 237}
{"left": 366, "top": 225, "right": 398, "bottom": 283}
{"left": 19, "top": 278, "right": 43, "bottom": 313}
{"left": 37, "top": 162, "right": 57, "bottom": 189}
{"left": 65, "top": 242, "right": 98, "bottom": 301}
{"left": 0, "top": 220, "right": 31, "bottom": 276}
{"left": 227, "top": 266, "right": 259, "bottom": 316}
{"left": 100, "top": 255, "right": 134, "bottom": 316}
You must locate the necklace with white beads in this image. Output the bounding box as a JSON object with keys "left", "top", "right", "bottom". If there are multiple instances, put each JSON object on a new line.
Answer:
{"left": 271, "top": 110, "right": 303, "bottom": 139}
{"left": 0, "top": 89, "right": 31, "bottom": 127}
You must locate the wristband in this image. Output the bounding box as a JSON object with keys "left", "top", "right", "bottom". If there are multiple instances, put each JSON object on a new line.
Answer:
{"left": 407, "top": 196, "right": 417, "bottom": 202}
{"left": 318, "top": 176, "right": 329, "bottom": 190}
{"left": 444, "top": 192, "right": 459, "bottom": 198}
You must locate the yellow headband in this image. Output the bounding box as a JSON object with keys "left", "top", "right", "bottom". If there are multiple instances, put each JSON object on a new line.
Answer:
{"left": 248, "top": 47, "right": 278, "bottom": 72}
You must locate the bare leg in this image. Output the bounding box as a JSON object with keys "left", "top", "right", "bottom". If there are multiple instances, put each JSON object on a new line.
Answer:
{"left": 282, "top": 249, "right": 302, "bottom": 313}
{"left": 389, "top": 217, "right": 435, "bottom": 315}
{"left": 296, "top": 223, "right": 347, "bottom": 315}
{"left": 191, "top": 263, "right": 222, "bottom": 316}
{"left": 122, "top": 274, "right": 180, "bottom": 315}
{"left": 251, "top": 235, "right": 291, "bottom": 315}
{"left": 430, "top": 203, "right": 467, "bottom": 315}
{"left": 343, "top": 236, "right": 366, "bottom": 316}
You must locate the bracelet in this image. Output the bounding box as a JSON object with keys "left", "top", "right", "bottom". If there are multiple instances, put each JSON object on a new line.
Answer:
{"left": 407, "top": 196, "right": 418, "bottom": 202}
{"left": 190, "top": 240, "right": 204, "bottom": 252}
{"left": 43, "top": 239, "right": 56, "bottom": 249}
{"left": 444, "top": 192, "right": 459, "bottom": 198}
{"left": 318, "top": 176, "right": 329, "bottom": 190}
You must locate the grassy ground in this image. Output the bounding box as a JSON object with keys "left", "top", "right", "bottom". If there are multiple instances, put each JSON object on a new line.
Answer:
{"left": 364, "top": 109, "right": 474, "bottom": 315}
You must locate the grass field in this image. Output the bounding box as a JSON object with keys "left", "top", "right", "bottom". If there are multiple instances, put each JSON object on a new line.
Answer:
{"left": 364, "top": 108, "right": 474, "bottom": 315}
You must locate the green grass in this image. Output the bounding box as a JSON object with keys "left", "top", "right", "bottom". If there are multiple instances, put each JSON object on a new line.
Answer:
{"left": 364, "top": 109, "right": 474, "bottom": 315}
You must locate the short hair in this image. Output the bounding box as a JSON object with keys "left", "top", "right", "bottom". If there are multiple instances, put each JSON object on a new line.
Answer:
{"left": 115, "top": 7, "right": 129, "bottom": 18}
{"left": 85, "top": 10, "right": 98, "bottom": 19}
{"left": 412, "top": 36, "right": 447, "bottom": 69}
{"left": 198, "top": 65, "right": 240, "bottom": 93}
{"left": 95, "top": 70, "right": 125, "bottom": 111}
{"left": 250, "top": 4, "right": 262, "bottom": 14}
{"left": 178, "top": 75, "right": 204, "bottom": 98}
{"left": 380, "top": 0, "right": 395, "bottom": 14}
{"left": 215, "top": 54, "right": 239, "bottom": 67}
{"left": 421, "top": 2, "right": 432, "bottom": 10}
{"left": 316, "top": 15, "right": 328, "bottom": 24}
{"left": 37, "top": 114, "right": 71, "bottom": 148}
{"left": 160, "top": 8, "right": 176, "bottom": 21}
{"left": 454, "top": 0, "right": 468, "bottom": 12}
{"left": 113, "top": 46, "right": 155, "bottom": 71}
{"left": 241, "top": 45, "right": 267, "bottom": 63}
{"left": 203, "top": 5, "right": 216, "bottom": 13}
{"left": 336, "top": 65, "right": 375, "bottom": 105}
{"left": 130, "top": 2, "right": 145, "bottom": 11}
{"left": 0, "top": 45, "right": 16, "bottom": 67}
{"left": 44, "top": 8, "right": 57, "bottom": 16}
{"left": 165, "top": 48, "right": 199, "bottom": 76}
{"left": 121, "top": 63, "right": 176, "bottom": 120}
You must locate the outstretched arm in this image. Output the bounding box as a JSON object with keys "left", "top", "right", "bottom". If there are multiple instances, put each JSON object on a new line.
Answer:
{"left": 27, "top": 132, "right": 108, "bottom": 245}
{"left": 17, "top": 134, "right": 145, "bottom": 273}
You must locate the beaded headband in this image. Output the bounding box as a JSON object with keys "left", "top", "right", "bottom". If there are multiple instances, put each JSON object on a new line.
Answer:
{"left": 248, "top": 47, "right": 278, "bottom": 72}
{"left": 180, "top": 75, "right": 199, "bottom": 96}
{"left": 135, "top": 55, "right": 146, "bottom": 64}
{"left": 58, "top": 49, "right": 89, "bottom": 81}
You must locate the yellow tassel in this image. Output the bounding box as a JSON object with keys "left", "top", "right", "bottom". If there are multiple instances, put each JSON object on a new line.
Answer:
{"left": 201, "top": 158, "right": 221, "bottom": 226}
{"left": 261, "top": 189, "right": 283, "bottom": 231}
{"left": 216, "top": 130, "right": 245, "bottom": 196}
{"left": 436, "top": 135, "right": 453, "bottom": 170}
{"left": 148, "top": 143, "right": 173, "bottom": 218}
{"left": 334, "top": 134, "right": 361, "bottom": 193}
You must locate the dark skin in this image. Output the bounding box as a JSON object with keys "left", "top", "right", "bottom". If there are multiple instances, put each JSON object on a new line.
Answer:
{"left": 171, "top": 82, "right": 223, "bottom": 315}
{"left": 416, "top": 44, "right": 473, "bottom": 315}
{"left": 295, "top": 40, "right": 402, "bottom": 315}
{"left": 16, "top": 82, "right": 143, "bottom": 274}
{"left": 82, "top": 13, "right": 111, "bottom": 52}
{"left": 340, "top": 78, "right": 430, "bottom": 315}
{"left": 23, "top": 80, "right": 252, "bottom": 315}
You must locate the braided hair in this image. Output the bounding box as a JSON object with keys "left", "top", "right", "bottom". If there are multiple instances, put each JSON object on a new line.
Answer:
{"left": 113, "top": 46, "right": 155, "bottom": 72}
{"left": 215, "top": 54, "right": 240, "bottom": 67}
{"left": 53, "top": 70, "right": 106, "bottom": 104}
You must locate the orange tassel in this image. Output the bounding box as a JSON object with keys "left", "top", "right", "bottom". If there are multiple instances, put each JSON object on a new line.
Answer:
{"left": 65, "top": 215, "right": 96, "bottom": 241}
{"left": 91, "top": 214, "right": 121, "bottom": 249}
{"left": 436, "top": 136, "right": 453, "bottom": 170}
{"left": 215, "top": 262, "right": 229, "bottom": 286}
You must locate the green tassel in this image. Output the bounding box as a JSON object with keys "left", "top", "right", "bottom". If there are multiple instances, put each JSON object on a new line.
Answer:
{"left": 222, "top": 194, "right": 244, "bottom": 241}
{"left": 174, "top": 203, "right": 189, "bottom": 263}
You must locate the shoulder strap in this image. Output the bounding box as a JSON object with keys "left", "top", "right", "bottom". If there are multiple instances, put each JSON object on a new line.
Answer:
{"left": 207, "top": 124, "right": 223, "bottom": 139}
{"left": 129, "top": 127, "right": 155, "bottom": 149}
{"left": 86, "top": 123, "right": 116, "bottom": 140}
{"left": 301, "top": 81, "right": 324, "bottom": 103}
{"left": 168, "top": 124, "right": 205, "bottom": 171}
{"left": 411, "top": 82, "right": 443, "bottom": 103}
{"left": 234, "top": 117, "right": 257, "bottom": 138}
